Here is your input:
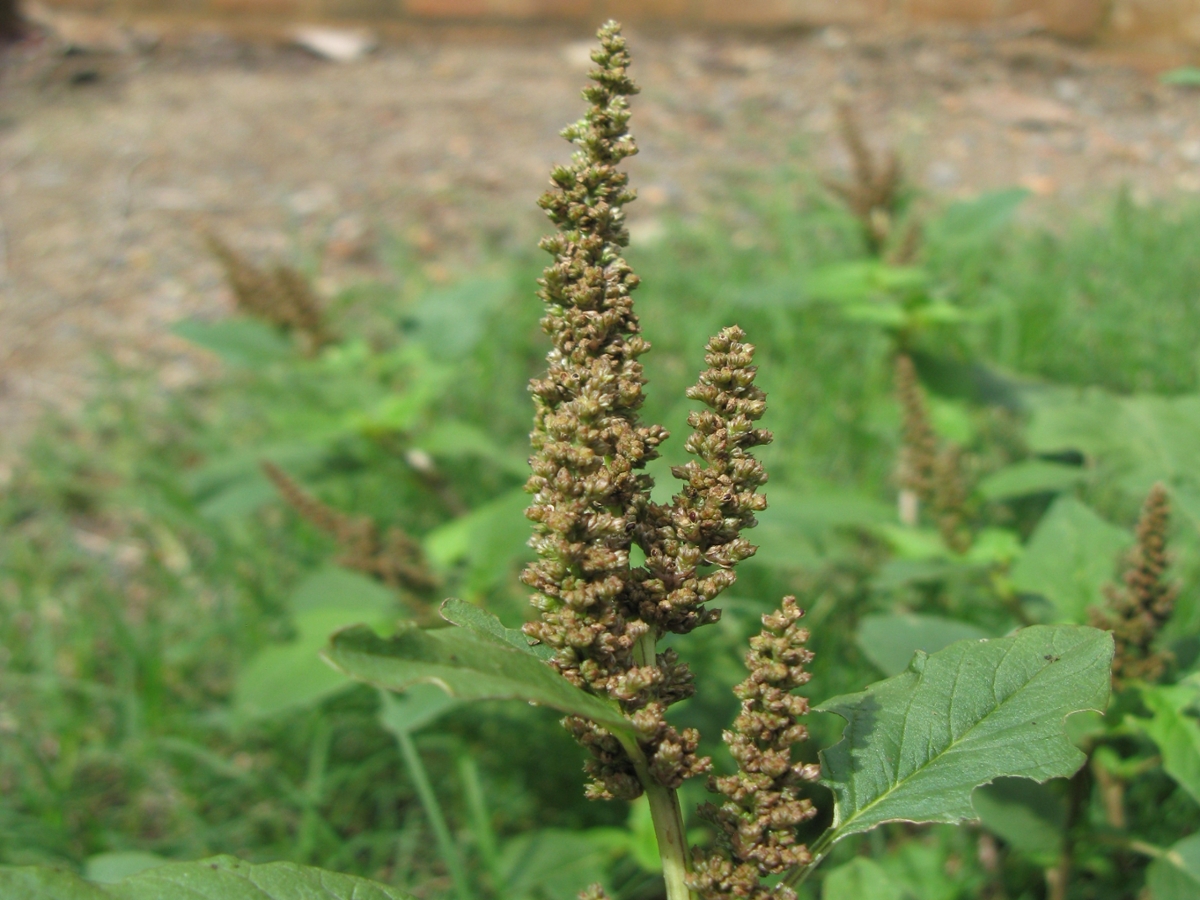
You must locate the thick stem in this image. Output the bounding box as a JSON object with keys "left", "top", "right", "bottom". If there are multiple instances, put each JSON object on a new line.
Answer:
{"left": 624, "top": 629, "right": 695, "bottom": 900}
{"left": 397, "top": 732, "right": 476, "bottom": 900}
{"left": 616, "top": 728, "right": 695, "bottom": 900}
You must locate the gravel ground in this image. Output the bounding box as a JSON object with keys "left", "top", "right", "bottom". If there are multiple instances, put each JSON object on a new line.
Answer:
{"left": 0, "top": 20, "right": 1197, "bottom": 461}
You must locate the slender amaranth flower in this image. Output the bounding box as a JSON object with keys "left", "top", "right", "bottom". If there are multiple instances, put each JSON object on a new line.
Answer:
{"left": 690, "top": 598, "right": 820, "bottom": 900}
{"left": 1092, "top": 483, "right": 1177, "bottom": 686}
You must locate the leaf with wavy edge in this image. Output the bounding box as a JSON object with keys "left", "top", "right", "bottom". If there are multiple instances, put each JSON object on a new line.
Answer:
{"left": 0, "top": 855, "right": 413, "bottom": 899}
{"left": 816, "top": 624, "right": 1112, "bottom": 841}
{"left": 324, "top": 622, "right": 633, "bottom": 737}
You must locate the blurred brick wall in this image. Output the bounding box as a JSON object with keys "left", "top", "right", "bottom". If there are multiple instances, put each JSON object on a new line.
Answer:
{"left": 36, "top": 0, "right": 1200, "bottom": 47}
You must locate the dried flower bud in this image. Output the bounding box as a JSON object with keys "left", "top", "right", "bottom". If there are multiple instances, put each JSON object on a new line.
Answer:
{"left": 1092, "top": 483, "right": 1178, "bottom": 686}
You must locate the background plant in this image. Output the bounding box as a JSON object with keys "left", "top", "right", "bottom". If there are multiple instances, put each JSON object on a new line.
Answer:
{"left": 1, "top": 19, "right": 1200, "bottom": 900}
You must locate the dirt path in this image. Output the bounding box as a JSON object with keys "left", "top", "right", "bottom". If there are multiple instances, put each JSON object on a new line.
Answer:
{"left": 0, "top": 22, "right": 1196, "bottom": 459}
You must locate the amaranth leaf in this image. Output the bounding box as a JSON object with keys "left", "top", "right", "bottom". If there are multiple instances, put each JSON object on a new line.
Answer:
{"left": 0, "top": 855, "right": 413, "bottom": 899}
{"left": 324, "top": 623, "right": 633, "bottom": 737}
{"left": 816, "top": 624, "right": 1112, "bottom": 841}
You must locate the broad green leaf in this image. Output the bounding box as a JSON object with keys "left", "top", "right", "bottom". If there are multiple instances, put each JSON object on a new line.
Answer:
{"left": 856, "top": 613, "right": 991, "bottom": 677}
{"left": 234, "top": 568, "right": 396, "bottom": 718}
{"left": 83, "top": 853, "right": 167, "bottom": 884}
{"left": 584, "top": 797, "right": 663, "bottom": 873}
{"left": 977, "top": 460, "right": 1088, "bottom": 501}
{"left": 816, "top": 625, "right": 1113, "bottom": 841}
{"left": 439, "top": 598, "right": 554, "bottom": 659}
{"left": 964, "top": 528, "right": 1023, "bottom": 566}
{"left": 1009, "top": 497, "right": 1129, "bottom": 623}
{"left": 407, "top": 277, "right": 513, "bottom": 358}
{"left": 822, "top": 857, "right": 903, "bottom": 900}
{"left": 805, "top": 261, "right": 927, "bottom": 304}
{"left": 324, "top": 622, "right": 633, "bottom": 737}
{"left": 878, "top": 525, "right": 946, "bottom": 561}
{"left": 417, "top": 419, "right": 529, "bottom": 478}
{"left": 0, "top": 855, "right": 412, "bottom": 899}
{"left": 287, "top": 566, "right": 396, "bottom": 614}
{"left": 171, "top": 318, "right": 293, "bottom": 367}
{"left": 350, "top": 366, "right": 449, "bottom": 435}
{"left": 1148, "top": 832, "right": 1200, "bottom": 899}
{"left": 498, "top": 829, "right": 611, "bottom": 900}
{"left": 377, "top": 685, "right": 461, "bottom": 737}
{"left": 926, "top": 396, "right": 973, "bottom": 445}
{"left": 423, "top": 488, "right": 532, "bottom": 591}
{"left": 753, "top": 488, "right": 893, "bottom": 568}
{"left": 840, "top": 301, "right": 906, "bottom": 327}
{"left": 1026, "top": 389, "right": 1200, "bottom": 497}
{"left": 972, "top": 777, "right": 1065, "bottom": 861}
{"left": 1128, "top": 683, "right": 1200, "bottom": 806}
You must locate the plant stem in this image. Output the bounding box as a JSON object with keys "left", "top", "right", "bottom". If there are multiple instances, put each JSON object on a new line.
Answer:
{"left": 625, "top": 629, "right": 695, "bottom": 900}
{"left": 457, "top": 752, "right": 502, "bottom": 888}
{"left": 297, "top": 716, "right": 332, "bottom": 863}
{"left": 397, "top": 731, "right": 476, "bottom": 900}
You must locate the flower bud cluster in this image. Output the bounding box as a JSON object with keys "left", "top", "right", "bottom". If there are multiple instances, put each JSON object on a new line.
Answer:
{"left": 894, "top": 354, "right": 971, "bottom": 552}
{"left": 635, "top": 327, "right": 772, "bottom": 635}
{"left": 691, "top": 597, "right": 820, "bottom": 900}
{"left": 520, "top": 23, "right": 773, "bottom": 802}
{"left": 1092, "top": 483, "right": 1178, "bottom": 686}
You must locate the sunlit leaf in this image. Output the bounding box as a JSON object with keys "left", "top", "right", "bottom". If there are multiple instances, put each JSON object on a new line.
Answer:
{"left": 83, "top": 853, "right": 167, "bottom": 885}
{"left": 417, "top": 419, "right": 529, "bottom": 478}
{"left": 855, "top": 613, "right": 991, "bottom": 676}
{"left": 0, "top": 856, "right": 412, "bottom": 899}
{"left": 498, "top": 829, "right": 611, "bottom": 900}
{"left": 325, "top": 623, "right": 634, "bottom": 737}
{"left": 406, "top": 277, "right": 513, "bottom": 359}
{"left": 972, "top": 777, "right": 1065, "bottom": 862}
{"left": 439, "top": 598, "right": 553, "bottom": 659}
{"left": 1147, "top": 832, "right": 1200, "bottom": 899}
{"left": 1025, "top": 389, "right": 1200, "bottom": 497}
{"left": 377, "top": 685, "right": 461, "bottom": 737}
{"left": 1128, "top": 682, "right": 1200, "bottom": 806}
{"left": 977, "top": 460, "right": 1088, "bottom": 501}
{"left": 817, "top": 625, "right": 1112, "bottom": 841}
{"left": 171, "top": 318, "right": 293, "bottom": 367}
{"left": 1009, "top": 497, "right": 1129, "bottom": 623}
{"left": 234, "top": 568, "right": 396, "bottom": 718}
{"left": 822, "top": 857, "right": 904, "bottom": 900}
{"left": 423, "top": 488, "right": 532, "bottom": 591}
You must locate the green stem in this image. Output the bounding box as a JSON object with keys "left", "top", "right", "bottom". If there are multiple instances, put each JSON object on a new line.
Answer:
{"left": 297, "top": 717, "right": 332, "bottom": 863}
{"left": 397, "top": 731, "right": 476, "bottom": 900}
{"left": 457, "top": 752, "right": 502, "bottom": 888}
{"left": 625, "top": 630, "right": 695, "bottom": 900}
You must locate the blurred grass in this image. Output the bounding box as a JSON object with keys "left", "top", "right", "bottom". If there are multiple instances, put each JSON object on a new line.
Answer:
{"left": 3, "top": 172, "right": 1200, "bottom": 897}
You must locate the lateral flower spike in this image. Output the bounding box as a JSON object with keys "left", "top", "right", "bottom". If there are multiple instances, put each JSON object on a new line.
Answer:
{"left": 1092, "top": 483, "right": 1178, "bottom": 686}
{"left": 691, "top": 597, "right": 820, "bottom": 900}
{"left": 636, "top": 326, "right": 772, "bottom": 635}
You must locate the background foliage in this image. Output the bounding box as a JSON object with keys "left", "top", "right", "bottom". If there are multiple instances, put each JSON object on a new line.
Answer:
{"left": 3, "top": 167, "right": 1200, "bottom": 898}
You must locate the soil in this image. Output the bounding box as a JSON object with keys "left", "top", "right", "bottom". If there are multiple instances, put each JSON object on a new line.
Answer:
{"left": 0, "top": 18, "right": 1197, "bottom": 463}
